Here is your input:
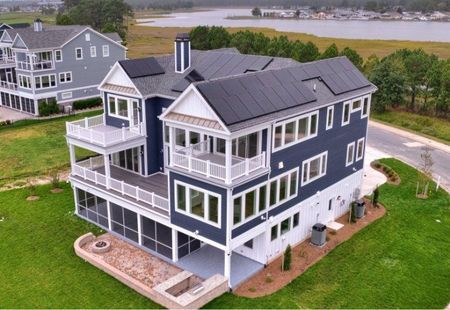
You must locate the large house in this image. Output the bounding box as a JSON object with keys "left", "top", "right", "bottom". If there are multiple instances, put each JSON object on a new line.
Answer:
{"left": 65, "top": 33, "right": 376, "bottom": 288}
{"left": 0, "top": 19, "right": 126, "bottom": 116}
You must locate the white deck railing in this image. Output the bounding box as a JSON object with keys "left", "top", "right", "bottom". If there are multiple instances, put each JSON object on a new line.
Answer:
{"left": 172, "top": 148, "right": 266, "bottom": 183}
{"left": 16, "top": 60, "right": 53, "bottom": 71}
{"left": 66, "top": 114, "right": 145, "bottom": 147}
{"left": 0, "top": 55, "right": 15, "bottom": 64}
{"left": 0, "top": 80, "right": 17, "bottom": 90}
{"left": 72, "top": 163, "right": 169, "bottom": 214}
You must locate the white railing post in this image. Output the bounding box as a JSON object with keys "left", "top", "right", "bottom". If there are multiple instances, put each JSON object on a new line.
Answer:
{"left": 84, "top": 117, "right": 88, "bottom": 128}
{"left": 94, "top": 171, "right": 98, "bottom": 184}
{"left": 206, "top": 160, "right": 211, "bottom": 178}
{"left": 136, "top": 186, "right": 140, "bottom": 202}
{"left": 82, "top": 167, "right": 86, "bottom": 179}
{"left": 151, "top": 193, "right": 155, "bottom": 207}
{"left": 122, "top": 126, "right": 126, "bottom": 141}
{"left": 188, "top": 156, "right": 192, "bottom": 172}
{"left": 121, "top": 181, "right": 125, "bottom": 195}
{"left": 245, "top": 158, "right": 250, "bottom": 175}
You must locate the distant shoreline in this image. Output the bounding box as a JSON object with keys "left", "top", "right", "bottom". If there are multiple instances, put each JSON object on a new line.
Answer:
{"left": 226, "top": 15, "right": 450, "bottom": 23}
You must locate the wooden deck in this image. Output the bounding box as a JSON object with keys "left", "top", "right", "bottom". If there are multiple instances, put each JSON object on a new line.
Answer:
{"left": 96, "top": 166, "right": 169, "bottom": 198}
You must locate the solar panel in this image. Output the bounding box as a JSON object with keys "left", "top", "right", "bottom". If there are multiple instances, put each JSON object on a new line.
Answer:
{"left": 119, "top": 57, "right": 165, "bottom": 78}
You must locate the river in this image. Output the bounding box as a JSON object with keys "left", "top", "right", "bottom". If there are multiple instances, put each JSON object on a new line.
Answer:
{"left": 137, "top": 8, "right": 450, "bottom": 42}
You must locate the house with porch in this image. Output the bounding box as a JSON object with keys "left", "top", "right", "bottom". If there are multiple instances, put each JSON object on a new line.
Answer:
{"left": 65, "top": 33, "right": 376, "bottom": 288}
{"left": 0, "top": 19, "right": 126, "bottom": 116}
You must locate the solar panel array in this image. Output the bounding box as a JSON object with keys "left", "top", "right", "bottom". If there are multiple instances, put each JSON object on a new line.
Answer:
{"left": 171, "top": 52, "right": 274, "bottom": 92}
{"left": 196, "top": 69, "right": 317, "bottom": 126}
{"left": 195, "top": 57, "right": 371, "bottom": 126}
{"left": 119, "top": 57, "right": 165, "bottom": 78}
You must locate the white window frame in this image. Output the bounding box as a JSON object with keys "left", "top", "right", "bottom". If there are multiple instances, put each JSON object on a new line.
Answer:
{"left": 301, "top": 151, "right": 328, "bottom": 186}
{"left": 102, "top": 45, "right": 109, "bottom": 57}
{"left": 34, "top": 74, "right": 57, "bottom": 89}
{"left": 61, "top": 92, "right": 72, "bottom": 99}
{"left": 54, "top": 49, "right": 62, "bottom": 62}
{"left": 85, "top": 33, "right": 90, "bottom": 41}
{"left": 174, "top": 181, "right": 222, "bottom": 228}
{"left": 90, "top": 46, "right": 97, "bottom": 58}
{"left": 232, "top": 167, "right": 299, "bottom": 228}
{"left": 326, "top": 105, "right": 334, "bottom": 130}
{"left": 342, "top": 100, "right": 351, "bottom": 126}
{"left": 75, "top": 47, "right": 83, "bottom": 60}
{"left": 272, "top": 110, "right": 319, "bottom": 152}
{"left": 361, "top": 95, "right": 370, "bottom": 118}
{"left": 356, "top": 138, "right": 365, "bottom": 161}
{"left": 107, "top": 93, "right": 135, "bottom": 121}
{"left": 18, "top": 74, "right": 32, "bottom": 89}
{"left": 58, "top": 71, "right": 72, "bottom": 84}
{"left": 351, "top": 97, "right": 362, "bottom": 112}
{"left": 346, "top": 142, "right": 355, "bottom": 167}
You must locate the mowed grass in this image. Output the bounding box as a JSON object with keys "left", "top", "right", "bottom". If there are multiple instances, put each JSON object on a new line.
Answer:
{"left": 0, "top": 111, "right": 101, "bottom": 187}
{"left": 127, "top": 24, "right": 450, "bottom": 59}
{"left": 206, "top": 159, "right": 450, "bottom": 308}
{"left": 0, "top": 182, "right": 159, "bottom": 308}
{"left": 0, "top": 160, "right": 448, "bottom": 308}
{"left": 372, "top": 110, "right": 450, "bottom": 145}
{"left": 0, "top": 12, "right": 56, "bottom": 25}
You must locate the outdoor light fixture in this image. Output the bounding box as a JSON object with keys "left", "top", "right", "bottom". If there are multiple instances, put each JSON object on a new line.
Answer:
{"left": 260, "top": 215, "right": 266, "bottom": 220}
{"left": 194, "top": 230, "right": 199, "bottom": 235}
{"left": 269, "top": 216, "right": 274, "bottom": 223}
{"left": 278, "top": 161, "right": 284, "bottom": 169}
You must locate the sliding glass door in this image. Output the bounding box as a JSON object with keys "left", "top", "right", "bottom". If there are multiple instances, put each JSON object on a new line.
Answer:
{"left": 112, "top": 147, "right": 141, "bottom": 173}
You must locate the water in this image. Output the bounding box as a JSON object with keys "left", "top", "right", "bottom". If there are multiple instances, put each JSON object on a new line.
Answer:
{"left": 138, "top": 8, "right": 450, "bottom": 42}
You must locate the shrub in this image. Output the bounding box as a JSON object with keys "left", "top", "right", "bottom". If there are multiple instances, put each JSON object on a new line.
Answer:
{"left": 351, "top": 202, "right": 357, "bottom": 223}
{"left": 38, "top": 98, "right": 59, "bottom": 116}
{"left": 72, "top": 97, "right": 102, "bottom": 110}
{"left": 265, "top": 276, "right": 273, "bottom": 283}
{"left": 283, "top": 245, "right": 292, "bottom": 271}
{"left": 0, "top": 120, "right": 12, "bottom": 127}
{"left": 50, "top": 171, "right": 60, "bottom": 189}
{"left": 373, "top": 186, "right": 380, "bottom": 206}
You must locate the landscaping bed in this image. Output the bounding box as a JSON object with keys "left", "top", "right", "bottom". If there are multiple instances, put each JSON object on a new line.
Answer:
{"left": 234, "top": 200, "right": 385, "bottom": 297}
{"left": 371, "top": 160, "right": 401, "bottom": 185}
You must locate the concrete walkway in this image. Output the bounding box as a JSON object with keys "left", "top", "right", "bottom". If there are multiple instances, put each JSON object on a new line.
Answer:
{"left": 361, "top": 146, "right": 389, "bottom": 197}
{"left": 0, "top": 107, "right": 33, "bottom": 122}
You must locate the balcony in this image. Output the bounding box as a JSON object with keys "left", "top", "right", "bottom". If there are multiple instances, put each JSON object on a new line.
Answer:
{"left": 0, "top": 55, "right": 15, "bottom": 68}
{"left": 66, "top": 114, "right": 146, "bottom": 149}
{"left": 71, "top": 156, "right": 169, "bottom": 217}
{"left": 16, "top": 60, "right": 54, "bottom": 71}
{"left": 0, "top": 80, "right": 17, "bottom": 91}
{"left": 171, "top": 140, "right": 267, "bottom": 184}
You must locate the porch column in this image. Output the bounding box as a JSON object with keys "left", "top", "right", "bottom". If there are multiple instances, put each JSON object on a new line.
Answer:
{"left": 104, "top": 153, "right": 111, "bottom": 189}
{"left": 68, "top": 143, "right": 76, "bottom": 167}
{"left": 169, "top": 126, "right": 175, "bottom": 166}
{"left": 224, "top": 250, "right": 231, "bottom": 287}
{"left": 172, "top": 229, "right": 178, "bottom": 262}
{"left": 225, "top": 138, "right": 232, "bottom": 184}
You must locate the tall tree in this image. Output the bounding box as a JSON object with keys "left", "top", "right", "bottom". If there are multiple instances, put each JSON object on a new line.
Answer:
{"left": 207, "top": 26, "right": 231, "bottom": 49}
{"left": 251, "top": 7, "right": 262, "bottom": 17}
{"left": 190, "top": 26, "right": 210, "bottom": 50}
{"left": 402, "top": 49, "right": 430, "bottom": 110}
{"left": 319, "top": 43, "right": 339, "bottom": 59}
{"left": 339, "top": 47, "right": 363, "bottom": 69}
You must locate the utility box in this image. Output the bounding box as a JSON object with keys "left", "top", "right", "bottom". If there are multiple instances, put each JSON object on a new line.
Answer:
{"left": 355, "top": 199, "right": 366, "bottom": 218}
{"left": 311, "top": 223, "right": 327, "bottom": 246}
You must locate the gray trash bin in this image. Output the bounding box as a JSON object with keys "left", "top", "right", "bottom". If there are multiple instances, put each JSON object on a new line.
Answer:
{"left": 355, "top": 199, "right": 366, "bottom": 218}
{"left": 311, "top": 223, "right": 327, "bottom": 246}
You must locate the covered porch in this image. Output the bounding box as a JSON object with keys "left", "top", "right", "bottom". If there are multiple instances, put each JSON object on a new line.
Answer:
{"left": 176, "top": 244, "right": 264, "bottom": 288}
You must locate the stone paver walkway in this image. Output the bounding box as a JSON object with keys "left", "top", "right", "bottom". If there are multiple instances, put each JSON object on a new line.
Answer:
{"left": 0, "top": 107, "right": 33, "bottom": 121}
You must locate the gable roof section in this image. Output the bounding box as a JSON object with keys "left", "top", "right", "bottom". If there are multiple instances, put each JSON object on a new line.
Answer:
{"left": 98, "top": 62, "right": 142, "bottom": 98}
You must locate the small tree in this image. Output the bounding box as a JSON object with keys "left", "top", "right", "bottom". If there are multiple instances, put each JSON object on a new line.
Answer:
{"left": 373, "top": 186, "right": 380, "bottom": 207}
{"left": 417, "top": 146, "right": 434, "bottom": 198}
{"left": 251, "top": 7, "right": 262, "bottom": 17}
{"left": 350, "top": 202, "right": 357, "bottom": 223}
{"left": 50, "top": 171, "right": 60, "bottom": 189}
{"left": 282, "top": 244, "right": 292, "bottom": 271}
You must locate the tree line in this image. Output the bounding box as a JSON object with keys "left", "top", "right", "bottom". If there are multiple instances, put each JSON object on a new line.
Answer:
{"left": 56, "top": 0, "right": 133, "bottom": 40}
{"left": 189, "top": 26, "right": 450, "bottom": 118}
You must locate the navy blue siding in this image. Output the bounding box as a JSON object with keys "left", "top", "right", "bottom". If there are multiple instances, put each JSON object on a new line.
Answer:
{"left": 103, "top": 92, "right": 138, "bottom": 128}
{"left": 176, "top": 42, "right": 182, "bottom": 72}
{"left": 183, "top": 42, "right": 190, "bottom": 69}
{"left": 144, "top": 97, "right": 173, "bottom": 175}
{"left": 169, "top": 171, "right": 227, "bottom": 245}
{"left": 232, "top": 99, "right": 368, "bottom": 238}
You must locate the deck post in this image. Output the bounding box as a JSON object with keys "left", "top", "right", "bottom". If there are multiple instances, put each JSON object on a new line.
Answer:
{"left": 68, "top": 143, "right": 76, "bottom": 168}
{"left": 225, "top": 139, "right": 232, "bottom": 184}
{"left": 224, "top": 249, "right": 231, "bottom": 287}
{"left": 206, "top": 160, "right": 210, "bottom": 178}
{"left": 104, "top": 154, "right": 111, "bottom": 189}
{"left": 169, "top": 126, "right": 175, "bottom": 167}
{"left": 172, "top": 229, "right": 178, "bottom": 262}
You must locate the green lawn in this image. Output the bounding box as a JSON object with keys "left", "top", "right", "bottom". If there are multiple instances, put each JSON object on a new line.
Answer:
{"left": 0, "top": 111, "right": 101, "bottom": 187}
{"left": 0, "top": 12, "right": 56, "bottom": 25}
{"left": 0, "top": 159, "right": 449, "bottom": 308}
{"left": 371, "top": 111, "right": 450, "bottom": 145}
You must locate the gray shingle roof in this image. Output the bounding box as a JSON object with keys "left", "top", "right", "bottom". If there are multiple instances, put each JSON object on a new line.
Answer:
{"left": 103, "top": 32, "right": 122, "bottom": 43}
{"left": 127, "top": 49, "right": 299, "bottom": 98}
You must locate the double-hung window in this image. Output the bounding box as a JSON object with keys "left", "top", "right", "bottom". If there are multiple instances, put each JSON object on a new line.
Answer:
{"left": 102, "top": 45, "right": 109, "bottom": 57}
{"left": 346, "top": 142, "right": 355, "bottom": 166}
{"left": 108, "top": 95, "right": 130, "bottom": 119}
{"left": 273, "top": 111, "right": 319, "bottom": 151}
{"left": 34, "top": 74, "right": 56, "bottom": 89}
{"left": 54, "top": 50, "right": 62, "bottom": 62}
{"left": 18, "top": 75, "right": 31, "bottom": 89}
{"left": 352, "top": 98, "right": 362, "bottom": 112}
{"left": 302, "top": 151, "right": 327, "bottom": 186}
{"left": 59, "top": 72, "right": 72, "bottom": 83}
{"left": 342, "top": 101, "right": 351, "bottom": 126}
{"left": 356, "top": 138, "right": 365, "bottom": 161}
{"left": 326, "top": 105, "right": 334, "bottom": 130}
{"left": 75, "top": 47, "right": 83, "bottom": 60}
{"left": 90, "top": 46, "right": 97, "bottom": 57}
{"left": 361, "top": 96, "right": 370, "bottom": 118}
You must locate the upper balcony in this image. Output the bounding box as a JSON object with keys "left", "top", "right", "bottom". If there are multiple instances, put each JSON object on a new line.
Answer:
{"left": 0, "top": 80, "right": 17, "bottom": 91}
{"left": 170, "top": 139, "right": 267, "bottom": 185}
{"left": 16, "top": 60, "right": 54, "bottom": 71}
{"left": 0, "top": 54, "right": 15, "bottom": 68}
{"left": 66, "top": 114, "right": 146, "bottom": 152}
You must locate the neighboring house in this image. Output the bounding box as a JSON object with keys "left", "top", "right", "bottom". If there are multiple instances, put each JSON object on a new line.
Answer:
{"left": 65, "top": 33, "right": 376, "bottom": 288}
{"left": 0, "top": 19, "right": 126, "bottom": 116}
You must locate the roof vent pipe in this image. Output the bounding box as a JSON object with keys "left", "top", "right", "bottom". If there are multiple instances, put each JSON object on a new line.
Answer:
{"left": 174, "top": 33, "right": 190, "bottom": 73}
{"left": 313, "top": 83, "right": 317, "bottom": 92}
{"left": 33, "top": 18, "right": 43, "bottom": 32}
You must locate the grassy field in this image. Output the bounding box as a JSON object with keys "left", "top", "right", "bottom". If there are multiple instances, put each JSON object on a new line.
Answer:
{"left": 372, "top": 110, "right": 450, "bottom": 145}
{"left": 0, "top": 111, "right": 100, "bottom": 187}
{"left": 0, "top": 12, "right": 56, "bottom": 25}
{"left": 127, "top": 24, "right": 450, "bottom": 59}
{"left": 0, "top": 159, "right": 448, "bottom": 308}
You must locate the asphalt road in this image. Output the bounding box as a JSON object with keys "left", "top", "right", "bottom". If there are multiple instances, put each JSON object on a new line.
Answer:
{"left": 367, "top": 124, "right": 450, "bottom": 192}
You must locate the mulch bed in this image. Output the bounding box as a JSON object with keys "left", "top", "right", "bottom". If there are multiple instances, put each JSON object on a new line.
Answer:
{"left": 234, "top": 200, "right": 386, "bottom": 298}
{"left": 370, "top": 162, "right": 401, "bottom": 185}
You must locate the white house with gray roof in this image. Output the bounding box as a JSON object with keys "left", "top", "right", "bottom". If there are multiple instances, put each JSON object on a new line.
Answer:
{"left": 65, "top": 33, "right": 376, "bottom": 288}
{"left": 0, "top": 19, "right": 126, "bottom": 116}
